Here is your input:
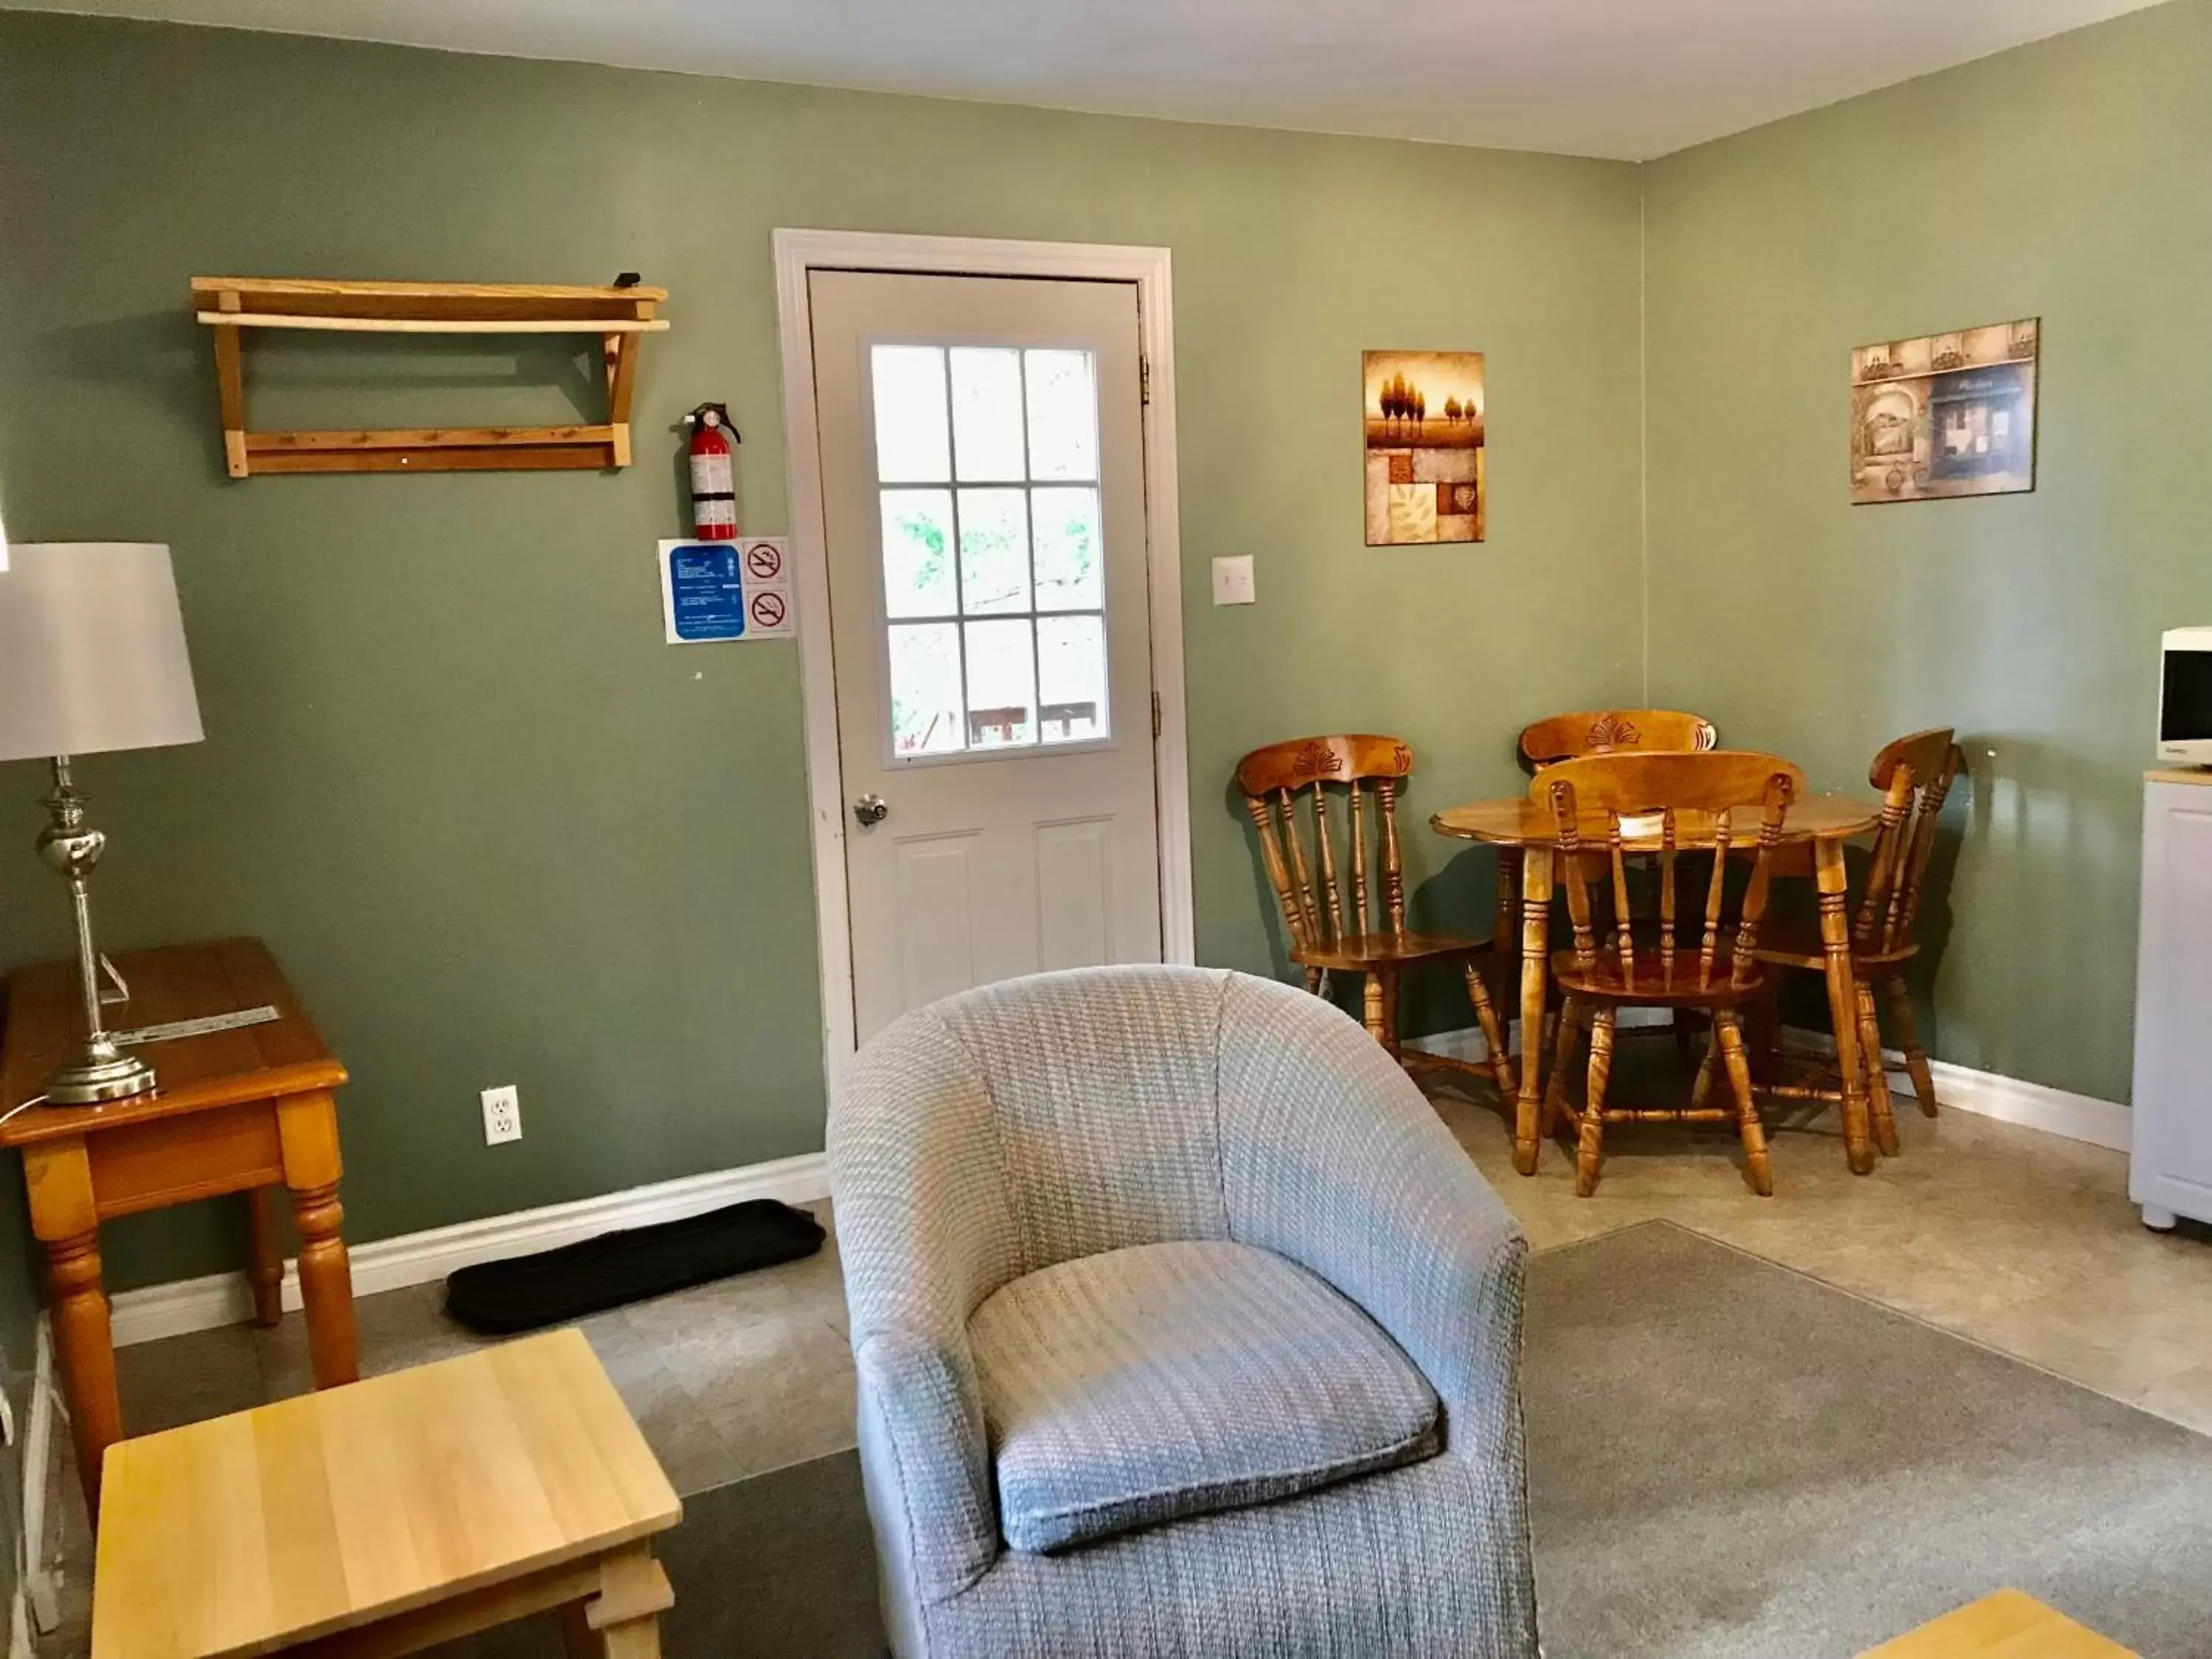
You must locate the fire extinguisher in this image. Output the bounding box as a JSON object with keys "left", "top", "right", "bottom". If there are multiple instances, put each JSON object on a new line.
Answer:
{"left": 686, "top": 403, "right": 740, "bottom": 540}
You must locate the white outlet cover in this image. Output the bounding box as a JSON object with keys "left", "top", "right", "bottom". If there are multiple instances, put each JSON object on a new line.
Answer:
{"left": 1211, "top": 555, "right": 1256, "bottom": 605}
{"left": 481, "top": 1084, "right": 521, "bottom": 1145}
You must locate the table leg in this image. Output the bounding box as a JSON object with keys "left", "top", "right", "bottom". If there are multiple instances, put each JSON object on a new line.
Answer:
{"left": 1814, "top": 839, "right": 1876, "bottom": 1175}
{"left": 1513, "top": 844, "right": 1555, "bottom": 1175}
{"left": 573, "top": 1548, "right": 673, "bottom": 1659}
{"left": 24, "top": 1140, "right": 121, "bottom": 1518}
{"left": 1493, "top": 847, "right": 1523, "bottom": 964}
{"left": 247, "top": 1186, "right": 285, "bottom": 1329}
{"left": 276, "top": 1091, "right": 359, "bottom": 1387}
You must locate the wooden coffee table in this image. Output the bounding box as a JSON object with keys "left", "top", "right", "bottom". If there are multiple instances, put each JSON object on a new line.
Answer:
{"left": 92, "top": 1328, "right": 681, "bottom": 1658}
{"left": 1860, "top": 1589, "right": 2137, "bottom": 1656}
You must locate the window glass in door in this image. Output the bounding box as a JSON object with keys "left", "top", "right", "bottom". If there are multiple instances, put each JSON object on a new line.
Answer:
{"left": 870, "top": 344, "right": 1110, "bottom": 759}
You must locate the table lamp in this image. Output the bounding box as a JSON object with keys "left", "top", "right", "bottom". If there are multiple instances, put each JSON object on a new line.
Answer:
{"left": 0, "top": 543, "right": 204, "bottom": 1104}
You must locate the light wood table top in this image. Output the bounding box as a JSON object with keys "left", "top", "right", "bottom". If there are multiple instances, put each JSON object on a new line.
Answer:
{"left": 93, "top": 1328, "right": 682, "bottom": 1659}
{"left": 1431, "top": 790, "right": 1883, "bottom": 847}
{"left": 1860, "top": 1589, "right": 2137, "bottom": 1657}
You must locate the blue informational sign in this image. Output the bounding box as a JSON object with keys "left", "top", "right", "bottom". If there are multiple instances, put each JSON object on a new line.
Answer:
{"left": 663, "top": 541, "right": 746, "bottom": 642}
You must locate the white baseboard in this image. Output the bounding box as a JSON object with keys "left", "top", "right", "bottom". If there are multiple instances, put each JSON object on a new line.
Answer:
{"left": 1772, "top": 1025, "right": 2131, "bottom": 1153}
{"left": 106, "top": 1151, "right": 832, "bottom": 1349}
{"left": 1408, "top": 1020, "right": 2132, "bottom": 1155}
{"left": 1914, "top": 1057, "right": 2130, "bottom": 1152}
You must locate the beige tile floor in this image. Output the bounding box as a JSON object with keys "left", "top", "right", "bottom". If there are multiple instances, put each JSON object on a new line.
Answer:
{"left": 1430, "top": 1063, "right": 2212, "bottom": 1439}
{"left": 33, "top": 1076, "right": 2212, "bottom": 1655}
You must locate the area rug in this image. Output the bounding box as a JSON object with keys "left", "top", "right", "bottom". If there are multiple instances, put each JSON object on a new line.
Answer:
{"left": 434, "top": 1221, "right": 2212, "bottom": 1657}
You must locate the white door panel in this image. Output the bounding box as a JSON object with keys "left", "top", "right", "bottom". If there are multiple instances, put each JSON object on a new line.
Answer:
{"left": 810, "top": 271, "right": 1163, "bottom": 1042}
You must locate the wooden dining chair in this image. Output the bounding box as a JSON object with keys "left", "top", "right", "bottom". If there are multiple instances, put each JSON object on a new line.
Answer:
{"left": 1514, "top": 709, "right": 1723, "bottom": 1056}
{"left": 1237, "top": 734, "right": 1514, "bottom": 1096}
{"left": 1534, "top": 751, "right": 1806, "bottom": 1196}
{"left": 1753, "top": 727, "right": 1964, "bottom": 1150}
{"left": 1517, "top": 709, "right": 1719, "bottom": 770}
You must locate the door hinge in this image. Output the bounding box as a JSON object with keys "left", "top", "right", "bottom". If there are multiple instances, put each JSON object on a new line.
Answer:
{"left": 1139, "top": 354, "right": 1152, "bottom": 407}
{"left": 1152, "top": 690, "right": 1163, "bottom": 739}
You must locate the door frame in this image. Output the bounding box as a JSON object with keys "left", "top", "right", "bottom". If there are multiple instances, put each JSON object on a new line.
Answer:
{"left": 771, "top": 229, "right": 1194, "bottom": 1085}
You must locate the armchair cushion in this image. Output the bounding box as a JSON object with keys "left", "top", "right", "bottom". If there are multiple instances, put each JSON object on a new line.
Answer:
{"left": 970, "top": 1239, "right": 1441, "bottom": 1554}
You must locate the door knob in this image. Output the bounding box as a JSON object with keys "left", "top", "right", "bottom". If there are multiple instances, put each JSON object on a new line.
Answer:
{"left": 853, "top": 793, "right": 889, "bottom": 827}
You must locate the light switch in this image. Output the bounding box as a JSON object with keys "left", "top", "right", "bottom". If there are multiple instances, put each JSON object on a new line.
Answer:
{"left": 1211, "top": 555, "right": 1256, "bottom": 606}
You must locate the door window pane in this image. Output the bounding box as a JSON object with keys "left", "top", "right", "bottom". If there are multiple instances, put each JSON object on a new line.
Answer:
{"left": 880, "top": 490, "right": 956, "bottom": 619}
{"left": 1037, "top": 616, "right": 1108, "bottom": 742}
{"left": 873, "top": 341, "right": 1113, "bottom": 762}
{"left": 888, "top": 623, "right": 964, "bottom": 756}
{"left": 963, "top": 620, "right": 1036, "bottom": 749}
{"left": 1032, "top": 487, "right": 1102, "bottom": 611}
{"left": 950, "top": 348, "right": 1026, "bottom": 482}
{"left": 870, "top": 346, "right": 950, "bottom": 484}
{"left": 1025, "top": 349, "right": 1097, "bottom": 481}
{"left": 956, "top": 488, "right": 1032, "bottom": 616}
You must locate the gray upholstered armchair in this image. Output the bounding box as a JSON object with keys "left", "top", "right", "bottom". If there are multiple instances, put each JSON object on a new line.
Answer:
{"left": 828, "top": 965, "right": 1540, "bottom": 1658}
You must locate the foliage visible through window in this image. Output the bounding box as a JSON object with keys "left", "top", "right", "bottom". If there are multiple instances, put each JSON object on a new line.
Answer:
{"left": 873, "top": 345, "right": 1108, "bottom": 757}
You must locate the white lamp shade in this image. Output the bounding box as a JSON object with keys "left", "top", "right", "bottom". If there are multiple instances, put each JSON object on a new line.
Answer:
{"left": 0, "top": 542, "right": 204, "bottom": 762}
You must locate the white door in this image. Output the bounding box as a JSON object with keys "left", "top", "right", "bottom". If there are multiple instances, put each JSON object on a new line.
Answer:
{"left": 810, "top": 271, "right": 1163, "bottom": 1042}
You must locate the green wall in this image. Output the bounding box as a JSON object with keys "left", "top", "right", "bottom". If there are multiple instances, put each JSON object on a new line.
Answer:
{"left": 1642, "top": 0, "right": 2212, "bottom": 1104}
{"left": 0, "top": 13, "right": 1645, "bottom": 1291}
{"left": 6, "top": 0, "right": 2194, "bottom": 1307}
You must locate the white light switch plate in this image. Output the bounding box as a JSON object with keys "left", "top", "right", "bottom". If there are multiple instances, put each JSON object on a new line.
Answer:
{"left": 1211, "top": 555, "right": 1256, "bottom": 605}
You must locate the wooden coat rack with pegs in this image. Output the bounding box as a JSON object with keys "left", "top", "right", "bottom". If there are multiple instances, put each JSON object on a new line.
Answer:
{"left": 189, "top": 276, "right": 669, "bottom": 477}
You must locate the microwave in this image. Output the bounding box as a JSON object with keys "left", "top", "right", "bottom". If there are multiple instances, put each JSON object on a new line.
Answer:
{"left": 2159, "top": 627, "right": 2212, "bottom": 763}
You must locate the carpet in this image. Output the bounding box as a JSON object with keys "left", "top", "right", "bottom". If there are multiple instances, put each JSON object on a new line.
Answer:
{"left": 434, "top": 1222, "right": 2212, "bottom": 1657}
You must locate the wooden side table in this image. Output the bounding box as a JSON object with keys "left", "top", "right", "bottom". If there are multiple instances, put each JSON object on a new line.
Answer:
{"left": 94, "top": 1328, "right": 682, "bottom": 1659}
{"left": 0, "top": 936, "right": 359, "bottom": 1517}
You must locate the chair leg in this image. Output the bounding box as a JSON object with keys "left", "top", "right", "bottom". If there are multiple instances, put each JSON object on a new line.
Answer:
{"left": 1857, "top": 979, "right": 1899, "bottom": 1157}
{"left": 1747, "top": 983, "right": 1781, "bottom": 1088}
{"left": 1303, "top": 965, "right": 1324, "bottom": 996}
{"left": 1377, "top": 969, "right": 1401, "bottom": 1061}
{"left": 1361, "top": 973, "right": 1386, "bottom": 1047}
{"left": 1715, "top": 1012, "right": 1773, "bottom": 1197}
{"left": 1463, "top": 959, "right": 1516, "bottom": 1100}
{"left": 1578, "top": 1008, "right": 1616, "bottom": 1198}
{"left": 1880, "top": 975, "right": 1938, "bottom": 1116}
{"left": 1543, "top": 998, "right": 1583, "bottom": 1140}
{"left": 1690, "top": 1029, "right": 1719, "bottom": 1112}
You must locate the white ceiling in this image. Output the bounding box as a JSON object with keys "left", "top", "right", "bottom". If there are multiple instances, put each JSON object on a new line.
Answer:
{"left": 7, "top": 0, "right": 2172, "bottom": 159}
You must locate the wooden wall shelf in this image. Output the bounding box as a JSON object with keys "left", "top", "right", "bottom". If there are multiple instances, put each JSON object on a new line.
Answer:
{"left": 189, "top": 277, "right": 669, "bottom": 477}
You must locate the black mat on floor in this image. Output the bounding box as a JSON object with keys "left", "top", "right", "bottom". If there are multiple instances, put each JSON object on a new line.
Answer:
{"left": 428, "top": 1222, "right": 2212, "bottom": 1658}
{"left": 443, "top": 1200, "right": 825, "bottom": 1334}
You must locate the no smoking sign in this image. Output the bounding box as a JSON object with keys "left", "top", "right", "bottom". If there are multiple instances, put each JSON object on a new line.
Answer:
{"left": 657, "top": 536, "right": 795, "bottom": 644}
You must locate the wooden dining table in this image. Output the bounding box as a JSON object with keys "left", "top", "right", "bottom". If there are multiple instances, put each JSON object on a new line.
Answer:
{"left": 1431, "top": 792, "right": 1886, "bottom": 1178}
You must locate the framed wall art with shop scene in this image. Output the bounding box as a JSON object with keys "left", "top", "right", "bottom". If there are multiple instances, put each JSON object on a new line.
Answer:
{"left": 1851, "top": 318, "right": 2038, "bottom": 504}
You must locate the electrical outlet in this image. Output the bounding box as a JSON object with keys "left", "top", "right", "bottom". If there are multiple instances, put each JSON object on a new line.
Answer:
{"left": 481, "top": 1084, "right": 521, "bottom": 1145}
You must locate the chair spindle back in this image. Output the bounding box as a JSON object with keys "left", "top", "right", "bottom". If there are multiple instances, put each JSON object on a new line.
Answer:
{"left": 1852, "top": 728, "right": 1964, "bottom": 956}
{"left": 1236, "top": 735, "right": 1416, "bottom": 950}
{"left": 1535, "top": 751, "right": 1804, "bottom": 991}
